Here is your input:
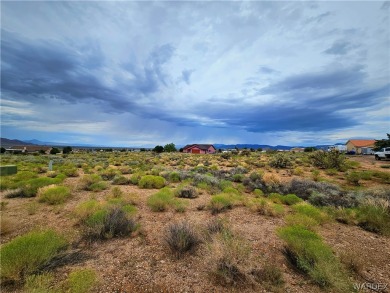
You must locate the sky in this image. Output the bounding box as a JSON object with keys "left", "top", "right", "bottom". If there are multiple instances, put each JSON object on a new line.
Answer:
{"left": 1, "top": 1, "right": 389, "bottom": 147}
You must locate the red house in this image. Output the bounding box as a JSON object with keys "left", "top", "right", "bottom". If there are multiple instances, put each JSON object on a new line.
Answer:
{"left": 182, "top": 144, "right": 216, "bottom": 154}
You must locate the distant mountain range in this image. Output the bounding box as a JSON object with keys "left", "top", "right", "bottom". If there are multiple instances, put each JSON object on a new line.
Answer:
{"left": 1, "top": 137, "right": 341, "bottom": 150}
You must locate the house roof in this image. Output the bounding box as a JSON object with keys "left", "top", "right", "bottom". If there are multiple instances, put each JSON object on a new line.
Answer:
{"left": 183, "top": 144, "right": 216, "bottom": 151}
{"left": 347, "top": 140, "right": 376, "bottom": 147}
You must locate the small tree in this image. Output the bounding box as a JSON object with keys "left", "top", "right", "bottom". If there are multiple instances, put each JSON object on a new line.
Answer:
{"left": 50, "top": 147, "right": 60, "bottom": 155}
{"left": 153, "top": 145, "right": 164, "bottom": 153}
{"left": 164, "top": 143, "right": 176, "bottom": 152}
{"left": 63, "top": 146, "right": 72, "bottom": 154}
{"left": 1, "top": 147, "right": 6, "bottom": 153}
{"left": 304, "top": 147, "right": 317, "bottom": 152}
{"left": 374, "top": 134, "right": 390, "bottom": 151}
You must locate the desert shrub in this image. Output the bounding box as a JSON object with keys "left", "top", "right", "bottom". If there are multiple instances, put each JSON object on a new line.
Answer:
{"left": 138, "top": 175, "right": 166, "bottom": 189}
{"left": 24, "top": 273, "right": 55, "bottom": 293}
{"left": 100, "top": 168, "right": 118, "bottom": 180}
{"left": 325, "top": 207, "right": 358, "bottom": 225}
{"left": 82, "top": 206, "right": 138, "bottom": 240}
{"left": 278, "top": 226, "right": 351, "bottom": 290}
{"left": 175, "top": 185, "right": 198, "bottom": 198}
{"left": 288, "top": 178, "right": 343, "bottom": 201}
{"left": 130, "top": 173, "right": 143, "bottom": 185}
{"left": 112, "top": 175, "right": 130, "bottom": 185}
{"left": 206, "top": 217, "right": 226, "bottom": 235}
{"left": 164, "top": 221, "right": 201, "bottom": 258}
{"left": 210, "top": 191, "right": 243, "bottom": 214}
{"left": 89, "top": 181, "right": 108, "bottom": 192}
{"left": 67, "top": 268, "right": 97, "bottom": 293}
{"left": 169, "top": 171, "right": 181, "bottom": 183}
{"left": 0, "top": 230, "right": 67, "bottom": 281}
{"left": 269, "top": 154, "right": 293, "bottom": 168}
{"left": 6, "top": 175, "right": 66, "bottom": 198}
{"left": 253, "top": 189, "right": 264, "bottom": 197}
{"left": 0, "top": 171, "right": 38, "bottom": 191}
{"left": 147, "top": 187, "right": 185, "bottom": 212}
{"left": 251, "top": 264, "right": 285, "bottom": 289}
{"left": 310, "top": 150, "right": 346, "bottom": 170}
{"left": 110, "top": 186, "right": 124, "bottom": 198}
{"left": 37, "top": 185, "right": 71, "bottom": 205}
{"left": 325, "top": 168, "right": 338, "bottom": 176}
{"left": 79, "top": 174, "right": 102, "bottom": 190}
{"left": 75, "top": 200, "right": 101, "bottom": 220}
{"left": 346, "top": 171, "right": 361, "bottom": 186}
{"left": 293, "top": 167, "right": 304, "bottom": 176}
{"left": 311, "top": 170, "right": 320, "bottom": 181}
{"left": 247, "top": 198, "right": 285, "bottom": 217}
{"left": 282, "top": 194, "right": 303, "bottom": 205}
{"left": 356, "top": 205, "right": 390, "bottom": 235}
{"left": 292, "top": 204, "right": 329, "bottom": 224}
{"left": 232, "top": 174, "right": 244, "bottom": 182}
{"left": 285, "top": 214, "right": 319, "bottom": 231}
{"left": 372, "top": 171, "right": 390, "bottom": 184}
{"left": 207, "top": 229, "right": 250, "bottom": 287}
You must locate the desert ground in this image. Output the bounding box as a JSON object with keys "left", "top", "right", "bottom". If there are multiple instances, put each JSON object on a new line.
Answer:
{"left": 1, "top": 151, "right": 389, "bottom": 293}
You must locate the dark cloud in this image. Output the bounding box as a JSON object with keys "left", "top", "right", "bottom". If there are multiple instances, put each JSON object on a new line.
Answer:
{"left": 323, "top": 40, "right": 356, "bottom": 55}
{"left": 1, "top": 29, "right": 176, "bottom": 114}
{"left": 257, "top": 66, "right": 279, "bottom": 75}
{"left": 262, "top": 65, "right": 365, "bottom": 93}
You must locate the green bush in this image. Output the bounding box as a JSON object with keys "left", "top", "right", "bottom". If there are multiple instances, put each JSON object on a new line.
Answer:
{"left": 356, "top": 205, "right": 390, "bottom": 235}
{"left": 269, "top": 154, "right": 293, "bottom": 168}
{"left": 169, "top": 171, "right": 181, "bottom": 183}
{"left": 209, "top": 191, "right": 243, "bottom": 214}
{"left": 278, "top": 226, "right": 350, "bottom": 290}
{"left": 247, "top": 198, "right": 285, "bottom": 217}
{"left": 38, "top": 185, "right": 71, "bottom": 205}
{"left": 81, "top": 205, "right": 138, "bottom": 240}
{"left": 285, "top": 214, "right": 319, "bottom": 231}
{"left": 346, "top": 171, "right": 361, "bottom": 186}
{"left": 282, "top": 194, "right": 303, "bottom": 205}
{"left": 24, "top": 273, "right": 55, "bottom": 293}
{"left": 89, "top": 181, "right": 108, "bottom": 192}
{"left": 292, "top": 204, "right": 328, "bottom": 224}
{"left": 79, "top": 174, "right": 102, "bottom": 190}
{"left": 310, "top": 150, "right": 346, "bottom": 170}
{"left": 138, "top": 175, "right": 166, "bottom": 189}
{"left": 15, "top": 175, "right": 66, "bottom": 198}
{"left": 147, "top": 187, "right": 185, "bottom": 212}
{"left": 0, "top": 230, "right": 67, "bottom": 281}
{"left": 253, "top": 189, "right": 264, "bottom": 197}
{"left": 67, "top": 268, "right": 97, "bottom": 293}
{"left": 112, "top": 175, "right": 130, "bottom": 185}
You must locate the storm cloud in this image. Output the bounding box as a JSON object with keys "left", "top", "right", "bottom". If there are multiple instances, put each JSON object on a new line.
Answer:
{"left": 1, "top": 1, "right": 389, "bottom": 146}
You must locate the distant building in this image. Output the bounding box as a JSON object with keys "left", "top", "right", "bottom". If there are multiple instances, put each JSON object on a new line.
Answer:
{"left": 182, "top": 144, "right": 216, "bottom": 154}
{"left": 346, "top": 140, "right": 376, "bottom": 154}
{"left": 290, "top": 147, "right": 304, "bottom": 152}
{"left": 6, "top": 145, "right": 52, "bottom": 154}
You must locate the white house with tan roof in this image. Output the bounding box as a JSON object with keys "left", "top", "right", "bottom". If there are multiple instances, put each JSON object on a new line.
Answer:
{"left": 346, "top": 139, "right": 376, "bottom": 154}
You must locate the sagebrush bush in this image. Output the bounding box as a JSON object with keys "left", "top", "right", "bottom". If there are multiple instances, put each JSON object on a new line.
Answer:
{"left": 138, "top": 175, "right": 166, "bottom": 189}
{"left": 310, "top": 150, "right": 346, "bottom": 170}
{"left": 278, "top": 226, "right": 351, "bottom": 291}
{"left": 112, "top": 175, "right": 130, "bottom": 185}
{"left": 269, "top": 154, "right": 293, "bottom": 168}
{"left": 82, "top": 206, "right": 138, "bottom": 240}
{"left": 38, "top": 185, "right": 71, "bottom": 205}
{"left": 79, "top": 174, "right": 102, "bottom": 190}
{"left": 164, "top": 221, "right": 201, "bottom": 258}
{"left": 0, "top": 230, "right": 67, "bottom": 281}
{"left": 207, "top": 229, "right": 250, "bottom": 287}
{"left": 175, "top": 185, "right": 198, "bottom": 198}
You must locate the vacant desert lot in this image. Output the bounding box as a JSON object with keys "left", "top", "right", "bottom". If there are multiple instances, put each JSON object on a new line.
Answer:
{"left": 1, "top": 151, "right": 389, "bottom": 293}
